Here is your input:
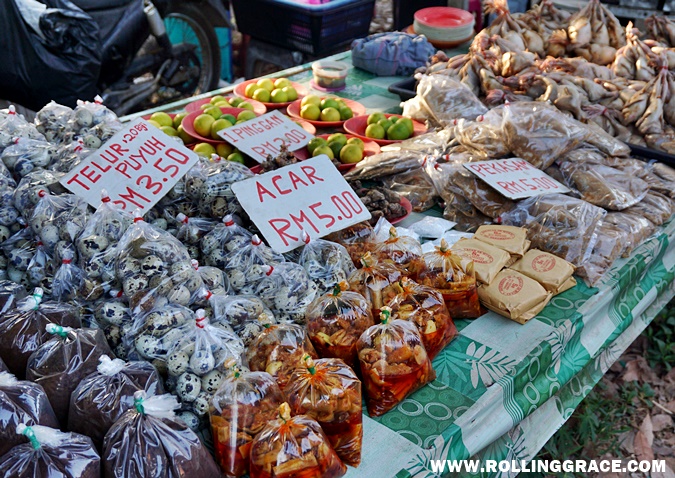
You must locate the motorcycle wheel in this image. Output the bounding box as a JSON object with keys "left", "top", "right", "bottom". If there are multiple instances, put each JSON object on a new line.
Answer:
{"left": 164, "top": 4, "right": 221, "bottom": 95}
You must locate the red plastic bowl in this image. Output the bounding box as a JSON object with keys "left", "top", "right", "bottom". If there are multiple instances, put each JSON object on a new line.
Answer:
{"left": 343, "top": 114, "right": 427, "bottom": 146}
{"left": 185, "top": 96, "right": 267, "bottom": 115}
{"left": 181, "top": 107, "right": 256, "bottom": 145}
{"left": 233, "top": 79, "right": 308, "bottom": 110}
{"left": 287, "top": 98, "right": 366, "bottom": 128}
{"left": 414, "top": 7, "right": 474, "bottom": 28}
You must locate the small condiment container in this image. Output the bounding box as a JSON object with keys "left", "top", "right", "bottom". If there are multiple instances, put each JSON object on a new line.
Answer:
{"left": 312, "top": 60, "right": 349, "bottom": 91}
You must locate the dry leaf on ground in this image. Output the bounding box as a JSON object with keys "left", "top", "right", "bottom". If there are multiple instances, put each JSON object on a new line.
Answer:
{"left": 622, "top": 356, "right": 659, "bottom": 383}
{"left": 653, "top": 414, "right": 674, "bottom": 432}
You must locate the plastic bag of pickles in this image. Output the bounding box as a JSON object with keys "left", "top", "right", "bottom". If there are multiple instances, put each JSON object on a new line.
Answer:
{"left": 0, "top": 371, "right": 59, "bottom": 456}
{"left": 102, "top": 391, "right": 221, "bottom": 478}
{"left": 68, "top": 356, "right": 164, "bottom": 450}
{"left": 0, "top": 424, "right": 100, "bottom": 478}
{"left": 210, "top": 366, "right": 285, "bottom": 477}
{"left": 0, "top": 288, "right": 81, "bottom": 378}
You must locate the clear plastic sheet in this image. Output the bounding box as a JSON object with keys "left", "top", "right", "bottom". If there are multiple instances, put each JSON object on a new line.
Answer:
{"left": 254, "top": 263, "right": 318, "bottom": 324}
{"left": 26, "top": 325, "right": 112, "bottom": 426}
{"left": 385, "top": 278, "right": 458, "bottom": 359}
{"left": 347, "top": 252, "right": 402, "bottom": 317}
{"left": 558, "top": 161, "right": 649, "bottom": 210}
{"left": 68, "top": 357, "right": 163, "bottom": 450}
{"left": 0, "top": 372, "right": 59, "bottom": 456}
{"left": 102, "top": 391, "right": 222, "bottom": 478}
{"left": 286, "top": 357, "right": 362, "bottom": 467}
{"left": 0, "top": 424, "right": 100, "bottom": 478}
{"left": 357, "top": 308, "right": 435, "bottom": 416}
{"left": 249, "top": 402, "right": 347, "bottom": 478}
{"left": 0, "top": 288, "right": 81, "bottom": 377}
{"left": 210, "top": 368, "right": 285, "bottom": 477}
{"left": 500, "top": 193, "right": 606, "bottom": 267}
{"left": 306, "top": 282, "right": 374, "bottom": 370}
{"left": 246, "top": 323, "right": 318, "bottom": 391}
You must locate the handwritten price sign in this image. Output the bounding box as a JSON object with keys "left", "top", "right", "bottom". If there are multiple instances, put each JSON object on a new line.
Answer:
{"left": 60, "top": 119, "right": 199, "bottom": 212}
{"left": 217, "top": 110, "right": 312, "bottom": 163}
{"left": 464, "top": 158, "right": 570, "bottom": 200}
{"left": 232, "top": 155, "right": 370, "bottom": 253}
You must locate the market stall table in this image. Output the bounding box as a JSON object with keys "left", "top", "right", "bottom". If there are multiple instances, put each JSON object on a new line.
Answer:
{"left": 126, "top": 52, "right": 675, "bottom": 477}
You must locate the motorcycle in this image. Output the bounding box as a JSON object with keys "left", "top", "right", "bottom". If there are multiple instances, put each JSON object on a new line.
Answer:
{"left": 1, "top": 0, "right": 226, "bottom": 115}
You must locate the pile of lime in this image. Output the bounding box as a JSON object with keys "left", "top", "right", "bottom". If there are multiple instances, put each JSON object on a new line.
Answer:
{"left": 147, "top": 112, "right": 187, "bottom": 140}
{"left": 299, "top": 95, "right": 353, "bottom": 122}
{"left": 203, "top": 95, "right": 255, "bottom": 111}
{"left": 244, "top": 78, "right": 298, "bottom": 104}
{"left": 364, "top": 113, "right": 414, "bottom": 141}
{"left": 307, "top": 133, "right": 365, "bottom": 164}
{"left": 193, "top": 108, "right": 257, "bottom": 140}
{"left": 191, "top": 142, "right": 245, "bottom": 164}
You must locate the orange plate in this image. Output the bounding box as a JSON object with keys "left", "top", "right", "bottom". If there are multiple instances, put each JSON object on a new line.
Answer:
{"left": 181, "top": 107, "right": 255, "bottom": 145}
{"left": 294, "top": 119, "right": 316, "bottom": 135}
{"left": 390, "top": 197, "right": 413, "bottom": 225}
{"left": 287, "top": 98, "right": 366, "bottom": 128}
{"left": 233, "top": 79, "right": 308, "bottom": 110}
{"left": 343, "top": 114, "right": 427, "bottom": 146}
{"left": 185, "top": 96, "right": 267, "bottom": 115}
{"left": 294, "top": 134, "right": 380, "bottom": 173}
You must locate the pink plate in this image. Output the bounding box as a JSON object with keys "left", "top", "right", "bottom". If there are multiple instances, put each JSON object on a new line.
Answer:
{"left": 294, "top": 119, "right": 316, "bottom": 135}
{"left": 287, "top": 98, "right": 366, "bottom": 128}
{"left": 414, "top": 7, "right": 474, "bottom": 28}
{"left": 181, "top": 107, "right": 256, "bottom": 145}
{"left": 343, "top": 114, "right": 427, "bottom": 146}
{"left": 233, "top": 79, "right": 308, "bottom": 110}
{"left": 389, "top": 197, "right": 413, "bottom": 225}
{"left": 185, "top": 96, "right": 267, "bottom": 115}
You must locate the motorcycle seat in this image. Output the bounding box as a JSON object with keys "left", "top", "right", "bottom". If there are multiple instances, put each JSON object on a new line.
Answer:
{"left": 70, "top": 0, "right": 136, "bottom": 13}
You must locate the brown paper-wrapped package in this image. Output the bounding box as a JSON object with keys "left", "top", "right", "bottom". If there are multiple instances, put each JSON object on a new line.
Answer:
{"left": 473, "top": 225, "right": 530, "bottom": 256}
{"left": 510, "top": 249, "right": 576, "bottom": 295}
{"left": 478, "top": 270, "right": 552, "bottom": 324}
{"left": 451, "top": 238, "right": 510, "bottom": 284}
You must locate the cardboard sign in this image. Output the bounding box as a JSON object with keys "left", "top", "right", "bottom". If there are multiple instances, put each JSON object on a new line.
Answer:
{"left": 232, "top": 155, "right": 371, "bottom": 253}
{"left": 463, "top": 158, "right": 570, "bottom": 199}
{"left": 217, "top": 110, "right": 312, "bottom": 163}
{"left": 60, "top": 119, "right": 199, "bottom": 212}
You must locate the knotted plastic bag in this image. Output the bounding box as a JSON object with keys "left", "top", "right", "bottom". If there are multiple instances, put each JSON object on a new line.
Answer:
{"left": 255, "top": 262, "right": 318, "bottom": 324}
{"left": 374, "top": 226, "right": 425, "bottom": 279}
{"left": 297, "top": 232, "right": 355, "bottom": 295}
{"left": 207, "top": 292, "right": 276, "bottom": 346}
{"left": 201, "top": 214, "right": 252, "bottom": 268}
{"left": 225, "top": 234, "right": 285, "bottom": 295}
{"left": 347, "top": 252, "right": 402, "bottom": 317}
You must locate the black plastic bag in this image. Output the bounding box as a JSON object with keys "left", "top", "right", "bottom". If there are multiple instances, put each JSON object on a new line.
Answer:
{"left": 0, "top": 0, "right": 102, "bottom": 110}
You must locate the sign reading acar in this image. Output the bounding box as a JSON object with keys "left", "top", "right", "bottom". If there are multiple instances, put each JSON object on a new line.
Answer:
{"left": 60, "top": 119, "right": 199, "bottom": 212}
{"left": 217, "top": 110, "right": 312, "bottom": 163}
{"left": 232, "top": 155, "right": 371, "bottom": 253}
{"left": 463, "top": 158, "right": 570, "bottom": 200}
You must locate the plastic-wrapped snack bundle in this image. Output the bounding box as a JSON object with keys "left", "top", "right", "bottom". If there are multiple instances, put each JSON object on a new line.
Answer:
{"left": 246, "top": 323, "right": 319, "bottom": 391}
{"left": 52, "top": 251, "right": 86, "bottom": 302}
{"left": 210, "top": 366, "right": 285, "bottom": 477}
{"left": 357, "top": 308, "right": 435, "bottom": 416}
{"left": 0, "top": 106, "right": 45, "bottom": 153}
{"left": 1, "top": 137, "right": 57, "bottom": 177}
{"left": 255, "top": 262, "right": 318, "bottom": 324}
{"left": 625, "top": 191, "right": 675, "bottom": 226}
{"left": 0, "top": 279, "right": 27, "bottom": 314}
{"left": 207, "top": 292, "right": 276, "bottom": 346}
{"left": 165, "top": 310, "right": 245, "bottom": 417}
{"left": 29, "top": 190, "right": 90, "bottom": 259}
{"left": 77, "top": 191, "right": 133, "bottom": 296}
{"left": 386, "top": 278, "right": 457, "bottom": 359}
{"left": 298, "top": 232, "right": 355, "bottom": 295}
{"left": 13, "top": 169, "right": 67, "bottom": 217}
{"left": 500, "top": 193, "right": 607, "bottom": 267}
{"left": 0, "top": 288, "right": 81, "bottom": 378}
{"left": 26, "top": 325, "right": 113, "bottom": 426}
{"left": 325, "top": 221, "right": 377, "bottom": 266}
{"left": 34, "top": 101, "right": 74, "bottom": 143}
{"left": 114, "top": 212, "right": 199, "bottom": 312}
{"left": 603, "top": 211, "right": 656, "bottom": 258}
{"left": 0, "top": 424, "right": 100, "bottom": 478}
{"left": 286, "top": 357, "right": 363, "bottom": 467}
{"left": 125, "top": 303, "right": 195, "bottom": 371}
{"left": 374, "top": 227, "right": 425, "bottom": 279}
{"left": 102, "top": 391, "right": 221, "bottom": 478}
{"left": 201, "top": 214, "right": 252, "bottom": 268}
{"left": 68, "top": 356, "right": 163, "bottom": 450}
{"left": 305, "top": 282, "right": 374, "bottom": 370}
{"left": 0, "top": 372, "right": 59, "bottom": 456}
{"left": 576, "top": 221, "right": 627, "bottom": 286}
{"left": 454, "top": 109, "right": 509, "bottom": 159}
{"left": 225, "top": 235, "right": 285, "bottom": 295}
{"left": 347, "top": 252, "right": 402, "bottom": 317}
{"left": 197, "top": 159, "right": 254, "bottom": 218}
{"left": 171, "top": 213, "right": 216, "bottom": 261}
{"left": 249, "top": 402, "right": 347, "bottom": 478}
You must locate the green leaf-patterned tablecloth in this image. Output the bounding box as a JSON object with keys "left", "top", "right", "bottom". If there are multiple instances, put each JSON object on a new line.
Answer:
{"left": 129, "top": 52, "right": 675, "bottom": 477}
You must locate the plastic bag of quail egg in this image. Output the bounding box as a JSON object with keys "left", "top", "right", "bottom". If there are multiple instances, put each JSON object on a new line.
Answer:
{"left": 298, "top": 235, "right": 355, "bottom": 295}
{"left": 13, "top": 169, "right": 67, "bottom": 217}
{"left": 224, "top": 234, "right": 285, "bottom": 295}
{"left": 200, "top": 214, "right": 251, "bottom": 269}
{"left": 194, "top": 159, "right": 253, "bottom": 219}
{"left": 2, "top": 223, "right": 42, "bottom": 288}
{"left": 50, "top": 139, "right": 95, "bottom": 173}
{"left": 67, "top": 97, "right": 122, "bottom": 150}
{"left": 1, "top": 137, "right": 58, "bottom": 178}
{"left": 0, "top": 106, "right": 45, "bottom": 154}
{"left": 207, "top": 293, "right": 276, "bottom": 346}
{"left": 254, "top": 262, "right": 318, "bottom": 324}
{"left": 34, "top": 101, "right": 75, "bottom": 144}
{"left": 169, "top": 213, "right": 216, "bottom": 262}
{"left": 25, "top": 240, "right": 57, "bottom": 292}
{"left": 89, "top": 291, "right": 132, "bottom": 359}
{"left": 51, "top": 251, "right": 86, "bottom": 302}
